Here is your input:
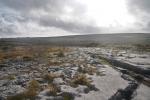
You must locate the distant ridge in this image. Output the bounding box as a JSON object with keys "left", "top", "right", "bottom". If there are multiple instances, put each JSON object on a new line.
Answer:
{"left": 0, "top": 33, "right": 150, "bottom": 46}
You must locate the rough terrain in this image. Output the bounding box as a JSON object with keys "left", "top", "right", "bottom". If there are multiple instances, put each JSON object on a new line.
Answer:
{"left": 0, "top": 46, "right": 150, "bottom": 100}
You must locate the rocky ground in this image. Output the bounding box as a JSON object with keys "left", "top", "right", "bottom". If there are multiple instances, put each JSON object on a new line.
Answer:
{"left": 0, "top": 47, "right": 150, "bottom": 100}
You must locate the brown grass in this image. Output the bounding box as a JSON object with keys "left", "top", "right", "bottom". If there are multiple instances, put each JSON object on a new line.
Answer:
{"left": 47, "top": 47, "right": 71, "bottom": 53}
{"left": 48, "top": 61, "right": 63, "bottom": 66}
{"left": 71, "top": 74, "right": 91, "bottom": 87}
{"left": 7, "top": 80, "right": 40, "bottom": 100}
{"left": 43, "top": 73, "right": 60, "bottom": 83}
{"left": 46, "top": 84, "right": 61, "bottom": 96}
{"left": 78, "top": 66, "right": 97, "bottom": 75}
{"left": 7, "top": 75, "right": 16, "bottom": 80}
{"left": 0, "top": 46, "right": 71, "bottom": 63}
{"left": 0, "top": 46, "right": 34, "bottom": 61}
{"left": 25, "top": 79, "right": 40, "bottom": 97}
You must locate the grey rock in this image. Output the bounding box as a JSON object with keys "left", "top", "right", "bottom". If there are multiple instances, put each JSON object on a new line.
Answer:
{"left": 76, "top": 85, "right": 90, "bottom": 94}
{"left": 53, "top": 78, "right": 64, "bottom": 85}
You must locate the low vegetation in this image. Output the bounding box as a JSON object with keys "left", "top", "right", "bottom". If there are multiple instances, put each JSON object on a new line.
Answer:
{"left": 99, "top": 56, "right": 111, "bottom": 65}
{"left": 47, "top": 83, "right": 61, "bottom": 96}
{"left": 48, "top": 60, "right": 63, "bottom": 66}
{"left": 78, "top": 66, "right": 97, "bottom": 75}
{"left": 7, "top": 80, "right": 40, "bottom": 100}
{"left": 57, "top": 50, "right": 65, "bottom": 57}
{"left": 61, "top": 92, "right": 75, "bottom": 100}
{"left": 71, "top": 74, "right": 91, "bottom": 87}
{"left": 7, "top": 75, "right": 16, "bottom": 80}
{"left": 0, "top": 46, "right": 70, "bottom": 63}
{"left": 43, "top": 73, "right": 60, "bottom": 83}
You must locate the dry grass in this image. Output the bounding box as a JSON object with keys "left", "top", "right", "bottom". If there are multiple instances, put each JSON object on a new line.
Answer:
{"left": 7, "top": 93, "right": 26, "bottom": 100}
{"left": 7, "top": 75, "right": 16, "bottom": 80}
{"left": 78, "top": 66, "right": 97, "bottom": 75}
{"left": 56, "top": 50, "right": 65, "bottom": 57}
{"left": 43, "top": 73, "right": 60, "bottom": 83}
{"left": 0, "top": 46, "right": 71, "bottom": 63}
{"left": 0, "top": 52, "right": 5, "bottom": 63}
{"left": 48, "top": 60, "right": 63, "bottom": 66}
{"left": 46, "top": 84, "right": 61, "bottom": 96}
{"left": 47, "top": 47, "right": 72, "bottom": 58}
{"left": 22, "top": 56, "right": 34, "bottom": 61}
{"left": 7, "top": 80, "right": 40, "bottom": 100}
{"left": 27, "top": 80, "right": 40, "bottom": 91}
{"left": 25, "top": 79, "right": 40, "bottom": 97}
{"left": 0, "top": 46, "right": 35, "bottom": 62}
{"left": 71, "top": 74, "right": 91, "bottom": 87}
{"left": 47, "top": 47, "right": 71, "bottom": 53}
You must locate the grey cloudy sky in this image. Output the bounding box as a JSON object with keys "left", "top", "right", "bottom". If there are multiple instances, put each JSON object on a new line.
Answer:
{"left": 0, "top": 0, "right": 150, "bottom": 38}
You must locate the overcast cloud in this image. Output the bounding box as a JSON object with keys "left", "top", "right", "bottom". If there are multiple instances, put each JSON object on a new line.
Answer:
{"left": 0, "top": 0, "right": 150, "bottom": 38}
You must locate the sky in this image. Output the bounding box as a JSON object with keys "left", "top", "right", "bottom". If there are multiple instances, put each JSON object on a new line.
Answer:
{"left": 0, "top": 0, "right": 150, "bottom": 38}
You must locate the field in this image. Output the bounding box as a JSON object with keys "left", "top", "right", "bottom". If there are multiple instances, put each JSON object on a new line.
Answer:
{"left": 0, "top": 33, "right": 150, "bottom": 100}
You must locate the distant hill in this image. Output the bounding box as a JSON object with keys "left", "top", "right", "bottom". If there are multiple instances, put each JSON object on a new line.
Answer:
{"left": 0, "top": 33, "right": 150, "bottom": 46}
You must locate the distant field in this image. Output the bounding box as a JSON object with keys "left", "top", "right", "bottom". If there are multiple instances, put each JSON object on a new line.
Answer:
{"left": 0, "top": 33, "right": 150, "bottom": 46}
{"left": 0, "top": 33, "right": 150, "bottom": 52}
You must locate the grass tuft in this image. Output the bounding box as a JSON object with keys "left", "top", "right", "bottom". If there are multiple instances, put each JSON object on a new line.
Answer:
{"left": 44, "top": 73, "right": 59, "bottom": 83}
{"left": 7, "top": 80, "right": 40, "bottom": 100}
{"left": 71, "top": 74, "right": 91, "bottom": 87}
{"left": 46, "top": 84, "right": 61, "bottom": 96}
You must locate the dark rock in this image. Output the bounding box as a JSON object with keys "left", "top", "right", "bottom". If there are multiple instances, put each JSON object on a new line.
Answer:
{"left": 0, "top": 96, "right": 5, "bottom": 100}
{"left": 0, "top": 64, "right": 9, "bottom": 68}
{"left": 61, "top": 92, "right": 75, "bottom": 100}
{"left": 88, "top": 84, "right": 99, "bottom": 91}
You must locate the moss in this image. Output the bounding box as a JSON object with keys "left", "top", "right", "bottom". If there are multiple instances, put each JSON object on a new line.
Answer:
{"left": 99, "top": 57, "right": 112, "bottom": 66}
{"left": 62, "top": 92, "right": 74, "bottom": 100}
{"left": 7, "top": 75, "right": 16, "bottom": 80}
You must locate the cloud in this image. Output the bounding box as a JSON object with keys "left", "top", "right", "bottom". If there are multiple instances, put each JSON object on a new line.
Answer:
{"left": 127, "top": 0, "right": 150, "bottom": 13}
{"left": 38, "top": 15, "right": 101, "bottom": 33}
{"left": 127, "top": 0, "right": 150, "bottom": 31}
{"left": 0, "top": 0, "right": 149, "bottom": 37}
{"left": 0, "top": 0, "right": 102, "bottom": 37}
{"left": 0, "top": 0, "right": 50, "bottom": 12}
